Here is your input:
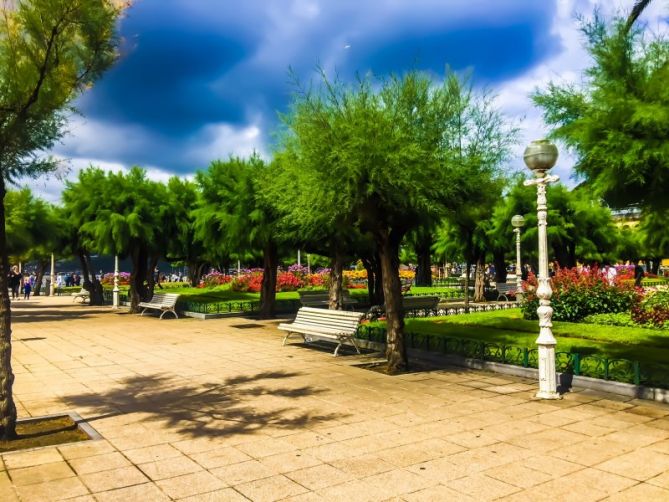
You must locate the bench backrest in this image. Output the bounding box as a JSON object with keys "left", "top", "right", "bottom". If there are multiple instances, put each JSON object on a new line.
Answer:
{"left": 402, "top": 295, "right": 440, "bottom": 310}
{"left": 147, "top": 293, "right": 180, "bottom": 306}
{"left": 496, "top": 283, "right": 516, "bottom": 293}
{"left": 292, "top": 306, "right": 364, "bottom": 333}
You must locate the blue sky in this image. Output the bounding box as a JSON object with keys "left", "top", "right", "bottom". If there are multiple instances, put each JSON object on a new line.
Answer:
{"left": 28, "top": 0, "right": 669, "bottom": 200}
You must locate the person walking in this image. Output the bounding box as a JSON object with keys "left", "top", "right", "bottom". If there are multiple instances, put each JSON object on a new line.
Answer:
{"left": 23, "top": 278, "right": 31, "bottom": 300}
{"left": 9, "top": 265, "right": 21, "bottom": 300}
{"left": 634, "top": 262, "right": 645, "bottom": 287}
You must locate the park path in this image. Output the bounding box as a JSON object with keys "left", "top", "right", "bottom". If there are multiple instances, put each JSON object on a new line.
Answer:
{"left": 1, "top": 295, "right": 669, "bottom": 501}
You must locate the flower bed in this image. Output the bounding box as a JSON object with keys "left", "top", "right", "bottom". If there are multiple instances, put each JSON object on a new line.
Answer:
{"left": 521, "top": 267, "right": 637, "bottom": 322}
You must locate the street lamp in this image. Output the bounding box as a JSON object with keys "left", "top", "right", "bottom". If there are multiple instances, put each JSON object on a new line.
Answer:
{"left": 523, "top": 139, "right": 560, "bottom": 400}
{"left": 112, "top": 255, "right": 119, "bottom": 309}
{"left": 49, "top": 253, "right": 55, "bottom": 297}
{"left": 511, "top": 215, "right": 525, "bottom": 301}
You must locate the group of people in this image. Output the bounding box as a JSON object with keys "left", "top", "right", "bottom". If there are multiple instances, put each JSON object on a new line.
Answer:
{"left": 8, "top": 266, "right": 35, "bottom": 300}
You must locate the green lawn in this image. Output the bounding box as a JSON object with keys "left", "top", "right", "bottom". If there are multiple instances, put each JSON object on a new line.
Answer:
{"left": 399, "top": 309, "right": 669, "bottom": 366}
{"left": 156, "top": 285, "right": 462, "bottom": 303}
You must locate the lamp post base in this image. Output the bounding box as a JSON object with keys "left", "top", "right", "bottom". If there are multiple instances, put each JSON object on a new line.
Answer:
{"left": 535, "top": 390, "right": 561, "bottom": 400}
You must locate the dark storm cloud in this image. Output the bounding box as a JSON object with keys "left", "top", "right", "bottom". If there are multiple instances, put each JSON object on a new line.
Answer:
{"left": 60, "top": 0, "right": 560, "bottom": 173}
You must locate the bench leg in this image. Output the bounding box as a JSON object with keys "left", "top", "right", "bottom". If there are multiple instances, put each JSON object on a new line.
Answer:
{"left": 140, "top": 307, "right": 148, "bottom": 316}
{"left": 333, "top": 340, "right": 343, "bottom": 357}
{"left": 282, "top": 332, "right": 306, "bottom": 346}
{"left": 349, "top": 336, "right": 361, "bottom": 355}
{"left": 159, "top": 309, "right": 179, "bottom": 320}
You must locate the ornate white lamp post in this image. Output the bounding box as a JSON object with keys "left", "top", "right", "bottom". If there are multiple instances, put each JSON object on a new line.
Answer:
{"left": 112, "top": 255, "right": 119, "bottom": 309}
{"left": 49, "top": 253, "right": 55, "bottom": 297}
{"left": 523, "top": 140, "right": 560, "bottom": 400}
{"left": 511, "top": 215, "right": 525, "bottom": 301}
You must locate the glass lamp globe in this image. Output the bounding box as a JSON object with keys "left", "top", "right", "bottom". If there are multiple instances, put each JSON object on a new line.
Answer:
{"left": 511, "top": 214, "right": 525, "bottom": 228}
{"left": 523, "top": 139, "right": 558, "bottom": 174}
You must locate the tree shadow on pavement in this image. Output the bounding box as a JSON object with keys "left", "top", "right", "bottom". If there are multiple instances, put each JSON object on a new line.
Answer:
{"left": 62, "top": 370, "right": 347, "bottom": 438}
{"left": 10, "top": 301, "right": 111, "bottom": 323}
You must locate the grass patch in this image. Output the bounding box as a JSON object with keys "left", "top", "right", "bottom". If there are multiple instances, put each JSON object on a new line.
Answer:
{"left": 0, "top": 416, "right": 89, "bottom": 453}
{"left": 397, "top": 309, "right": 669, "bottom": 366}
{"left": 155, "top": 285, "right": 462, "bottom": 304}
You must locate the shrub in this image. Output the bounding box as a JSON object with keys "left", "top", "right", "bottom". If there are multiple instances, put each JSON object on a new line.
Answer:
{"left": 521, "top": 267, "right": 637, "bottom": 322}
{"left": 632, "top": 290, "right": 669, "bottom": 328}
{"left": 276, "top": 271, "right": 303, "bottom": 291}
{"left": 201, "top": 270, "right": 233, "bottom": 287}
{"left": 582, "top": 312, "right": 638, "bottom": 328}
{"left": 101, "top": 272, "right": 130, "bottom": 285}
{"left": 230, "top": 271, "right": 263, "bottom": 292}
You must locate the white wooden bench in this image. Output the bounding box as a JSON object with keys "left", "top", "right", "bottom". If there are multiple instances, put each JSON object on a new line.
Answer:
{"left": 278, "top": 307, "right": 365, "bottom": 356}
{"left": 72, "top": 288, "right": 90, "bottom": 303}
{"left": 298, "top": 290, "right": 358, "bottom": 309}
{"left": 495, "top": 283, "right": 517, "bottom": 301}
{"left": 138, "top": 293, "right": 180, "bottom": 319}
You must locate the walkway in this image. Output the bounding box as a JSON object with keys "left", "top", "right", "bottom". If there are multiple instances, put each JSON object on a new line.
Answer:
{"left": 1, "top": 296, "right": 669, "bottom": 501}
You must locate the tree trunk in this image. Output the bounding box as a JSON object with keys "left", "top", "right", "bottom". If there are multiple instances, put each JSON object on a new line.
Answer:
{"left": 362, "top": 258, "right": 376, "bottom": 306}
{"left": 377, "top": 230, "right": 407, "bottom": 374}
{"left": 78, "top": 250, "right": 104, "bottom": 305}
{"left": 372, "top": 252, "right": 384, "bottom": 305}
{"left": 146, "top": 255, "right": 159, "bottom": 298}
{"left": 473, "top": 255, "right": 485, "bottom": 302}
{"left": 463, "top": 260, "right": 471, "bottom": 312}
{"left": 259, "top": 241, "right": 278, "bottom": 319}
{"left": 33, "top": 258, "right": 48, "bottom": 296}
{"left": 414, "top": 233, "right": 433, "bottom": 287}
{"left": 493, "top": 251, "right": 507, "bottom": 284}
{"left": 0, "top": 180, "right": 17, "bottom": 439}
{"left": 129, "top": 246, "right": 149, "bottom": 312}
{"left": 328, "top": 250, "right": 344, "bottom": 310}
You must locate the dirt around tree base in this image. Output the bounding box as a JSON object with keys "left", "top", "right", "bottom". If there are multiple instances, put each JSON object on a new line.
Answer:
{"left": 0, "top": 416, "right": 90, "bottom": 453}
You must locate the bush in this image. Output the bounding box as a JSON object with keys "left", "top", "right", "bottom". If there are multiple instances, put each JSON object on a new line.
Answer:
{"left": 582, "top": 312, "right": 638, "bottom": 327}
{"left": 201, "top": 270, "right": 233, "bottom": 287}
{"left": 632, "top": 290, "right": 669, "bottom": 328}
{"left": 101, "top": 272, "right": 130, "bottom": 285}
{"left": 521, "top": 267, "right": 637, "bottom": 322}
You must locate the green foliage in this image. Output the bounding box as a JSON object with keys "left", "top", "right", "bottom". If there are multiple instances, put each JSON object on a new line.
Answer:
{"left": 0, "top": 0, "right": 121, "bottom": 181}
{"left": 533, "top": 13, "right": 669, "bottom": 211}
{"left": 632, "top": 289, "right": 669, "bottom": 328}
{"left": 582, "top": 312, "right": 640, "bottom": 328}
{"left": 4, "top": 188, "right": 59, "bottom": 259}
{"left": 489, "top": 177, "right": 618, "bottom": 267}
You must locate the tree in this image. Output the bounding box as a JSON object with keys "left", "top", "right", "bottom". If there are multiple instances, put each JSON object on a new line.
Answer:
{"left": 533, "top": 10, "right": 669, "bottom": 212}
{"left": 195, "top": 155, "right": 283, "bottom": 319}
{"left": 282, "top": 71, "right": 473, "bottom": 373}
{"left": 64, "top": 167, "right": 171, "bottom": 312}
{"left": 0, "top": 0, "right": 121, "bottom": 439}
{"left": 4, "top": 188, "right": 60, "bottom": 294}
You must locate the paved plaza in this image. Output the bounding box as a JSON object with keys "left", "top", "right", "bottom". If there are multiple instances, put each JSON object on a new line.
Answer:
{"left": 2, "top": 296, "right": 669, "bottom": 501}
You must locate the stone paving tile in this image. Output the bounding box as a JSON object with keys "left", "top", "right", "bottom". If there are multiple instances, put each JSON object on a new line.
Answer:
{"left": 8, "top": 460, "right": 75, "bottom": 486}
{"left": 13, "top": 476, "right": 89, "bottom": 501}
{"left": 607, "top": 482, "right": 669, "bottom": 501}
{"left": 595, "top": 448, "right": 669, "bottom": 481}
{"left": 155, "top": 470, "right": 228, "bottom": 499}
{"left": 138, "top": 455, "right": 203, "bottom": 481}
{"left": 92, "top": 482, "right": 170, "bottom": 501}
{"left": 69, "top": 451, "right": 131, "bottom": 474}
{"left": 79, "top": 465, "right": 148, "bottom": 492}
{"left": 446, "top": 472, "right": 521, "bottom": 500}
{"left": 285, "top": 463, "right": 355, "bottom": 490}
{"left": 2, "top": 447, "right": 63, "bottom": 469}
{"left": 235, "top": 474, "right": 308, "bottom": 502}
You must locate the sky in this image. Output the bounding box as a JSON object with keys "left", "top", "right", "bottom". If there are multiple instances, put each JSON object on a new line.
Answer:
{"left": 24, "top": 0, "right": 669, "bottom": 202}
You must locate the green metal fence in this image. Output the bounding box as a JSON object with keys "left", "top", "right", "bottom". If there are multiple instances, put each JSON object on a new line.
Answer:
{"left": 355, "top": 325, "right": 669, "bottom": 388}
{"left": 181, "top": 299, "right": 301, "bottom": 315}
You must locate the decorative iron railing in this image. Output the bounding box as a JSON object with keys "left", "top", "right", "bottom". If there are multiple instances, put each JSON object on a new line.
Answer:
{"left": 355, "top": 325, "right": 669, "bottom": 388}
